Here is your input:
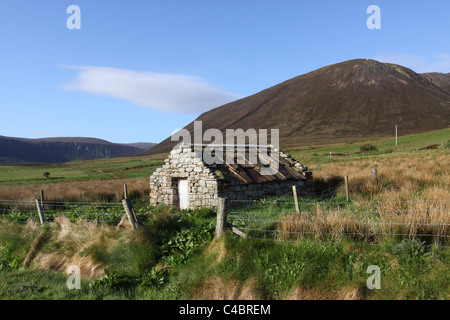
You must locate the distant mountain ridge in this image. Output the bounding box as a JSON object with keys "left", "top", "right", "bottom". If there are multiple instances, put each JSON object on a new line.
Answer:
{"left": 148, "top": 59, "right": 450, "bottom": 154}
{"left": 121, "top": 142, "right": 157, "bottom": 150}
{"left": 0, "top": 136, "right": 156, "bottom": 164}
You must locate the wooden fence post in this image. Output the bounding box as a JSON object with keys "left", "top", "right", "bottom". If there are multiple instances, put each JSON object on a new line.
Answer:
{"left": 436, "top": 223, "right": 441, "bottom": 247}
{"left": 122, "top": 198, "right": 138, "bottom": 230}
{"left": 216, "top": 197, "right": 227, "bottom": 239}
{"left": 292, "top": 185, "right": 300, "bottom": 213}
{"left": 35, "top": 199, "right": 45, "bottom": 225}
{"left": 372, "top": 168, "right": 378, "bottom": 184}
{"left": 40, "top": 190, "right": 44, "bottom": 208}
{"left": 344, "top": 176, "right": 350, "bottom": 202}
{"left": 124, "top": 184, "right": 128, "bottom": 199}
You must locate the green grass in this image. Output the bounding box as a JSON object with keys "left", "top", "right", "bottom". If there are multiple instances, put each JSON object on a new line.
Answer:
{"left": 0, "top": 204, "right": 218, "bottom": 300}
{"left": 0, "top": 157, "right": 165, "bottom": 185}
{"left": 1, "top": 233, "right": 448, "bottom": 300}
{"left": 284, "top": 128, "right": 450, "bottom": 165}
{"left": 0, "top": 203, "right": 129, "bottom": 224}
{"left": 0, "top": 199, "right": 448, "bottom": 301}
{"left": 214, "top": 237, "right": 449, "bottom": 300}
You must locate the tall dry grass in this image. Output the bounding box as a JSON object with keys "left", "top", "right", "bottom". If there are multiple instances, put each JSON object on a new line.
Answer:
{"left": 277, "top": 152, "right": 449, "bottom": 244}
{"left": 312, "top": 152, "right": 449, "bottom": 202}
{"left": 278, "top": 210, "right": 378, "bottom": 242}
{"left": 277, "top": 203, "right": 448, "bottom": 245}
{"left": 0, "top": 178, "right": 149, "bottom": 202}
{"left": 28, "top": 216, "right": 154, "bottom": 278}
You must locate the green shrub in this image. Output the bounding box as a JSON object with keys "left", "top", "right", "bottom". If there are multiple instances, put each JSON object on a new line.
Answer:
{"left": 0, "top": 244, "right": 20, "bottom": 270}
{"left": 390, "top": 239, "right": 429, "bottom": 263}
{"left": 89, "top": 268, "right": 136, "bottom": 290}
{"left": 359, "top": 144, "right": 378, "bottom": 152}
{"left": 161, "top": 223, "right": 214, "bottom": 266}
{"left": 139, "top": 267, "right": 170, "bottom": 288}
{"left": 181, "top": 207, "right": 215, "bottom": 221}
{"left": 146, "top": 204, "right": 181, "bottom": 236}
{"left": 108, "top": 240, "right": 158, "bottom": 275}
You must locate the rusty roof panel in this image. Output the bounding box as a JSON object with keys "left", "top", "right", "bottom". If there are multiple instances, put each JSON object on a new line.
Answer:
{"left": 278, "top": 164, "right": 305, "bottom": 180}
{"left": 186, "top": 144, "right": 309, "bottom": 185}
{"left": 242, "top": 166, "right": 277, "bottom": 183}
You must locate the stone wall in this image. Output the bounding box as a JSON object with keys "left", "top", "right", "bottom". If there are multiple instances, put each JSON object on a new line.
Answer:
{"left": 149, "top": 144, "right": 312, "bottom": 209}
{"left": 149, "top": 144, "right": 219, "bottom": 209}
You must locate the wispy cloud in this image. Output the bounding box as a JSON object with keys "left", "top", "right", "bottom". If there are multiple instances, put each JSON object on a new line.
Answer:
{"left": 61, "top": 65, "right": 243, "bottom": 114}
{"left": 373, "top": 53, "right": 450, "bottom": 73}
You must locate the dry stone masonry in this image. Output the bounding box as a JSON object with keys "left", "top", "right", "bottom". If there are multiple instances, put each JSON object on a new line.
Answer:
{"left": 150, "top": 144, "right": 312, "bottom": 209}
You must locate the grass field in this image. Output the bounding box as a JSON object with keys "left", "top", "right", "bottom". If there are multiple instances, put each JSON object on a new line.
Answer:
{"left": 0, "top": 211, "right": 448, "bottom": 300}
{"left": 0, "top": 128, "right": 448, "bottom": 187}
{"left": 0, "top": 155, "right": 165, "bottom": 186}
{"left": 0, "top": 128, "right": 447, "bottom": 202}
{"left": 284, "top": 128, "right": 450, "bottom": 164}
{"left": 0, "top": 129, "right": 449, "bottom": 300}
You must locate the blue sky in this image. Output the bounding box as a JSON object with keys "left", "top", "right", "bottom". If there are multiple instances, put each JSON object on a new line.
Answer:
{"left": 1, "top": 1, "right": 449, "bottom": 143}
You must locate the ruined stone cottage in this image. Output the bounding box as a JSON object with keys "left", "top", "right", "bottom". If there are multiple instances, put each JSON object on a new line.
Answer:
{"left": 149, "top": 143, "right": 312, "bottom": 209}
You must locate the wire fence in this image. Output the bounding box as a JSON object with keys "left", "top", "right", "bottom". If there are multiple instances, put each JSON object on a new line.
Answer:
{"left": 2, "top": 195, "right": 449, "bottom": 247}
{"left": 226, "top": 197, "right": 450, "bottom": 247}
{"left": 0, "top": 199, "right": 126, "bottom": 225}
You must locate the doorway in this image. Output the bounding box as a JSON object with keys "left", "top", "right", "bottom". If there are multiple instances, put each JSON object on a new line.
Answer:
{"left": 178, "top": 179, "right": 189, "bottom": 210}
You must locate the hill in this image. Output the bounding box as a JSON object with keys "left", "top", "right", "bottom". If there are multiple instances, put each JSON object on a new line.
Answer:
{"left": 121, "top": 142, "right": 157, "bottom": 150}
{"left": 421, "top": 72, "right": 450, "bottom": 94}
{"left": 148, "top": 59, "right": 450, "bottom": 154}
{"left": 0, "top": 136, "right": 155, "bottom": 164}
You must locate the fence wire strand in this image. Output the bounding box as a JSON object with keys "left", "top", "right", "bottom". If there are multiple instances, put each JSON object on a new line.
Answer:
{"left": 226, "top": 198, "right": 449, "bottom": 247}
{"left": 0, "top": 199, "right": 125, "bottom": 224}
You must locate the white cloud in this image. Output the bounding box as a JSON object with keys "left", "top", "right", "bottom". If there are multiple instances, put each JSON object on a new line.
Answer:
{"left": 61, "top": 66, "right": 243, "bottom": 113}
{"left": 373, "top": 53, "right": 450, "bottom": 73}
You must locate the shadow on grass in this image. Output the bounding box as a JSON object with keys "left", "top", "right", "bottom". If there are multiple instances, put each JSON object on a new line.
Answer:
{"left": 312, "top": 175, "right": 344, "bottom": 199}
